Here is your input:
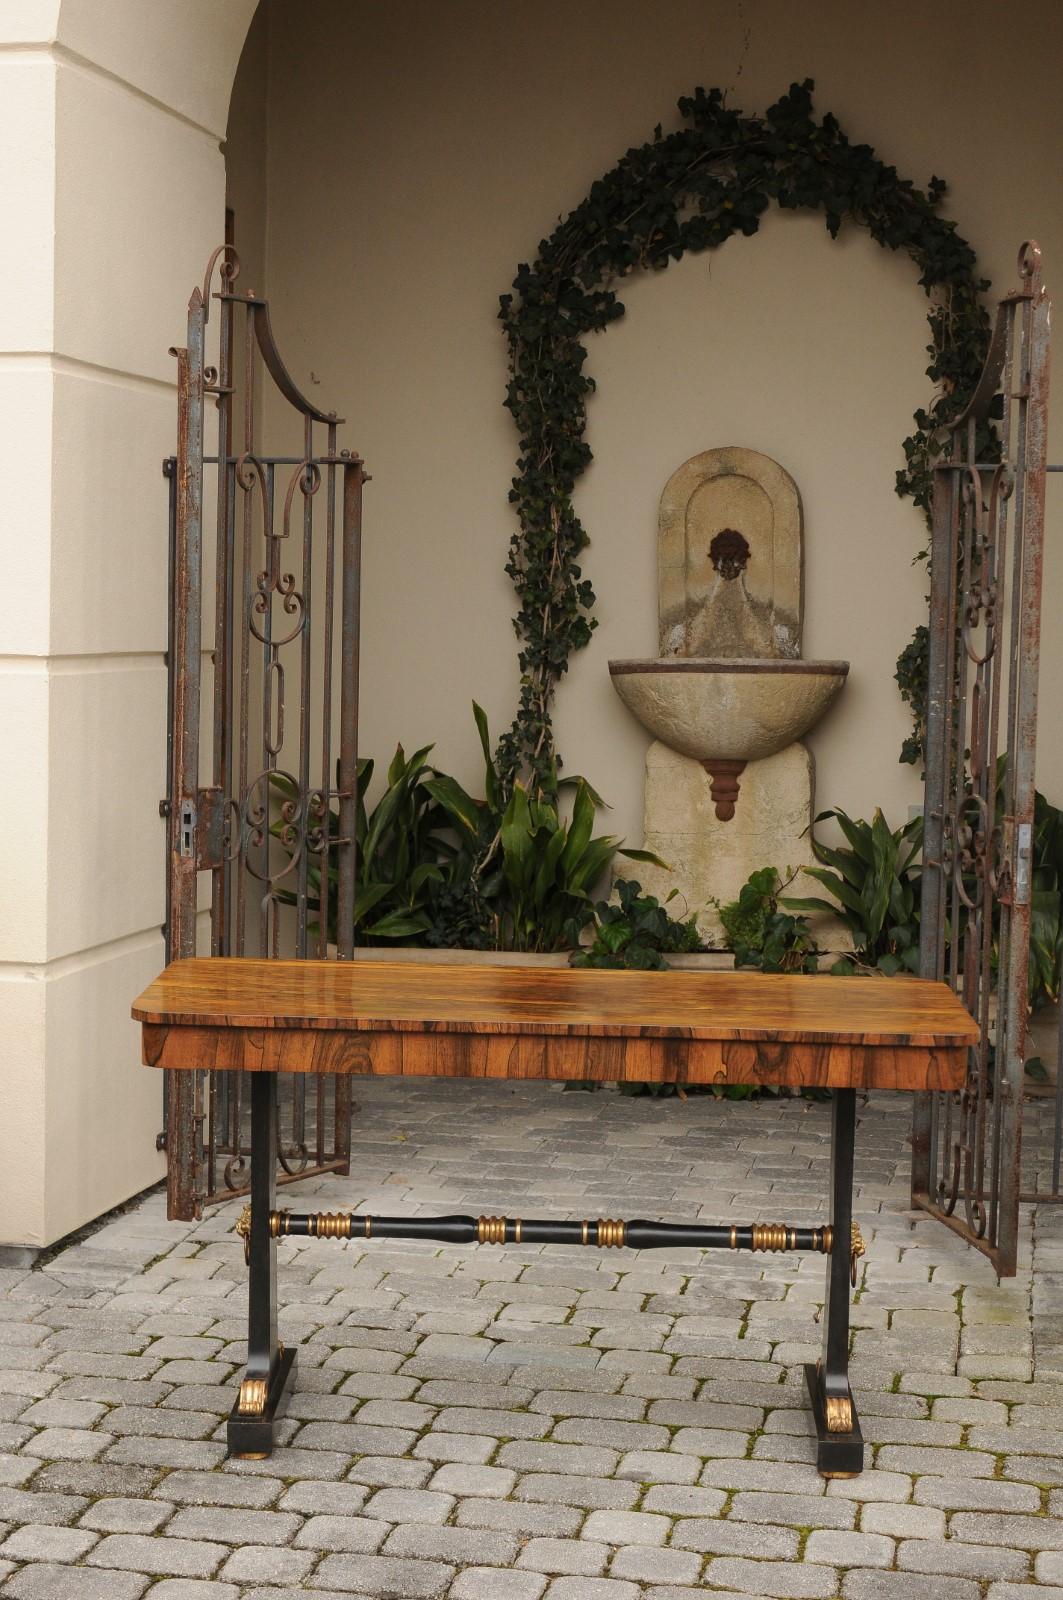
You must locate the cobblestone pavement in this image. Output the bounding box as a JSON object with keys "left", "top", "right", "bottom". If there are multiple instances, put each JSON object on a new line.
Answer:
{"left": 1, "top": 1080, "right": 1061, "bottom": 1600}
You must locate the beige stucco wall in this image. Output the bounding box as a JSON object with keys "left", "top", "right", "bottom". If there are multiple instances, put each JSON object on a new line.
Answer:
{"left": 0, "top": 0, "right": 1059, "bottom": 1248}
{"left": 229, "top": 0, "right": 1062, "bottom": 851}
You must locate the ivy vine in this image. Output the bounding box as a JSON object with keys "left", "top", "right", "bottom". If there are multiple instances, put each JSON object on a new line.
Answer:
{"left": 496, "top": 78, "right": 990, "bottom": 789}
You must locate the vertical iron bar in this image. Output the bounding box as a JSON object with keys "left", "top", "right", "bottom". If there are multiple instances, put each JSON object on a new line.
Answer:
{"left": 914, "top": 454, "right": 957, "bottom": 1204}
{"left": 996, "top": 258, "right": 1050, "bottom": 1272}
{"left": 333, "top": 459, "right": 363, "bottom": 1175}
{"left": 166, "top": 293, "right": 206, "bottom": 1222}
{"left": 336, "top": 459, "right": 363, "bottom": 958}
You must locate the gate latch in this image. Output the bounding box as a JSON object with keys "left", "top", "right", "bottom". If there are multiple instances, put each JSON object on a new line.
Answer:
{"left": 1014, "top": 821, "right": 1032, "bottom": 907}
{"left": 178, "top": 800, "right": 196, "bottom": 859}
{"left": 177, "top": 788, "right": 226, "bottom": 870}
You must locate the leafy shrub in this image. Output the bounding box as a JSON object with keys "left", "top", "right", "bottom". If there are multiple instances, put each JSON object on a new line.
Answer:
{"left": 783, "top": 808, "right": 922, "bottom": 976}
{"left": 571, "top": 880, "right": 703, "bottom": 970}
{"left": 714, "top": 867, "right": 819, "bottom": 973}
{"left": 274, "top": 703, "right": 662, "bottom": 953}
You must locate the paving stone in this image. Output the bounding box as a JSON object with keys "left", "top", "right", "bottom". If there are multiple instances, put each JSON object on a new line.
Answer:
{"left": 165, "top": 1506, "right": 302, "bottom": 1545}
{"left": 79, "top": 1498, "right": 174, "bottom": 1533}
{"left": 609, "top": 1545, "right": 703, "bottom": 1584}
{"left": 551, "top": 1418, "right": 669, "bottom": 1450}
{"left": 85, "top": 1533, "right": 227, "bottom": 1577}
{"left": 873, "top": 1444, "right": 995, "bottom": 1477}
{"left": 498, "top": 1442, "right": 619, "bottom": 1476}
{"left": 670, "top": 1520, "right": 799, "bottom": 1558}
{"left": 32, "top": 1462, "right": 160, "bottom": 1500}
{"left": 414, "top": 1381, "right": 535, "bottom": 1409}
{"left": 308, "top": 1553, "right": 454, "bottom": 1596}
{"left": 985, "top": 1587, "right": 1063, "bottom": 1600}
{"left": 516, "top": 1537, "right": 608, "bottom": 1576}
{"left": 616, "top": 1449, "right": 699, "bottom": 1484}
{"left": 18, "top": 1399, "right": 108, "bottom": 1430}
{"left": 705, "top": 1557, "right": 840, "bottom": 1597}
{"left": 0, "top": 1458, "right": 38, "bottom": 1489}
{"left": 822, "top": 1469, "right": 912, "bottom": 1504}
{"left": 362, "top": 1487, "right": 454, "bottom": 1524}
{"left": 728, "top": 1490, "right": 854, "bottom": 1529}
{"left": 412, "top": 1432, "right": 496, "bottom": 1465}
{"left": 896, "top": 1539, "right": 1029, "bottom": 1581}
{"left": 581, "top": 1509, "right": 671, "bottom": 1546}
{"left": 293, "top": 1515, "right": 389, "bottom": 1552}
{"left": 0, "top": 1487, "right": 88, "bottom": 1525}
{"left": 841, "top": 1574, "right": 980, "bottom": 1600}
{"left": 699, "top": 1459, "right": 825, "bottom": 1493}
{"left": 512, "top": 1473, "right": 639, "bottom": 1511}
{"left": 1040, "top": 1553, "right": 1063, "bottom": 1584}
{"left": 217, "top": 1545, "right": 316, "bottom": 1584}
{"left": 277, "top": 1479, "right": 368, "bottom": 1515}
{"left": 542, "top": 1579, "right": 639, "bottom": 1599}
{"left": 448, "top": 1571, "right": 548, "bottom": 1600}
{"left": 668, "top": 1427, "right": 750, "bottom": 1457}
{"left": 433, "top": 1407, "right": 548, "bottom": 1441}
{"left": 861, "top": 1502, "right": 945, "bottom": 1540}
{"left": 950, "top": 1511, "right": 1063, "bottom": 1549}
{"left": 293, "top": 1420, "right": 417, "bottom": 1455}
{"left": 106, "top": 1408, "right": 218, "bottom": 1441}
{"left": 0, "top": 1523, "right": 101, "bottom": 1561}
{"left": 641, "top": 1484, "right": 728, "bottom": 1517}
{"left": 221, "top": 1445, "right": 348, "bottom": 1479}
{"left": 2, "top": 1564, "right": 150, "bottom": 1599}
{"left": 140, "top": 1584, "right": 240, "bottom": 1600}
{"left": 531, "top": 1391, "right": 646, "bottom": 1422}
{"left": 804, "top": 1530, "right": 893, "bottom": 1568}
{"left": 22, "top": 1427, "right": 113, "bottom": 1461}
{"left": 105, "top": 1440, "right": 226, "bottom": 1472}
{"left": 455, "top": 1499, "right": 583, "bottom": 1539}
{"left": 151, "top": 1471, "right": 282, "bottom": 1508}
{"left": 347, "top": 1455, "right": 434, "bottom": 1489}
{"left": 384, "top": 1524, "right": 520, "bottom": 1565}
{"left": 912, "top": 1475, "right": 1041, "bottom": 1511}
{"left": 428, "top": 1463, "right": 515, "bottom": 1497}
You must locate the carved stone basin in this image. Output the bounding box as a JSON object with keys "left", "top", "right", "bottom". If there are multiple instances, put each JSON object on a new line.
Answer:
{"left": 608, "top": 657, "right": 849, "bottom": 819}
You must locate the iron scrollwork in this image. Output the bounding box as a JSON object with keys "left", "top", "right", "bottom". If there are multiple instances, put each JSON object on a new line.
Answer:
{"left": 165, "top": 235, "right": 367, "bottom": 1220}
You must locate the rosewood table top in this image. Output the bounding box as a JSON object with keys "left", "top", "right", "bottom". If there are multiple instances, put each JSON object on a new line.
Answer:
{"left": 134, "top": 958, "right": 976, "bottom": 1092}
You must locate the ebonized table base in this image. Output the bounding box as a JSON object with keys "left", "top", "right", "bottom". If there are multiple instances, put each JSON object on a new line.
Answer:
{"left": 229, "top": 1074, "right": 863, "bottom": 1477}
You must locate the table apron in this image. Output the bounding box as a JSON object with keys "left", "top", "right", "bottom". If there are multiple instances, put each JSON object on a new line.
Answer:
{"left": 142, "top": 1023, "right": 965, "bottom": 1092}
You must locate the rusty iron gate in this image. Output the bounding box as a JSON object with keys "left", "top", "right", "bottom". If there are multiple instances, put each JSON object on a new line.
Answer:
{"left": 162, "top": 238, "right": 364, "bottom": 1221}
{"left": 912, "top": 242, "right": 1053, "bottom": 1277}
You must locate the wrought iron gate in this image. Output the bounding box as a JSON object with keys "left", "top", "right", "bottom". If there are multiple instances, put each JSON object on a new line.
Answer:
{"left": 162, "top": 238, "right": 364, "bottom": 1221}
{"left": 912, "top": 242, "right": 1052, "bottom": 1276}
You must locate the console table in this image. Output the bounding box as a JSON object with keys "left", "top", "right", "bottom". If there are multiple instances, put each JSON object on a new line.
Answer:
{"left": 133, "top": 958, "right": 976, "bottom": 1475}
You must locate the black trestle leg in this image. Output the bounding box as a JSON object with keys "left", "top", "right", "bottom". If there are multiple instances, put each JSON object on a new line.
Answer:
{"left": 227, "top": 1074, "right": 296, "bottom": 1458}
{"left": 805, "top": 1087, "right": 863, "bottom": 1477}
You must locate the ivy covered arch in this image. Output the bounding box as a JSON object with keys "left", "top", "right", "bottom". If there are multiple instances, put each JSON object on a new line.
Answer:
{"left": 496, "top": 80, "right": 990, "bottom": 790}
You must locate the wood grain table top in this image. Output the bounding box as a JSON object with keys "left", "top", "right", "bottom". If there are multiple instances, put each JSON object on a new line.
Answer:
{"left": 134, "top": 958, "right": 978, "bottom": 1049}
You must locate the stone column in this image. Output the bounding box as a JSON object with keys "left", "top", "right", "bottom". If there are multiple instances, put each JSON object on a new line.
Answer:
{"left": 0, "top": 0, "right": 256, "bottom": 1252}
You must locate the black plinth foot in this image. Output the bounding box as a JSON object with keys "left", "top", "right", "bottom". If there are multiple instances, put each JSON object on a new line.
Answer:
{"left": 227, "top": 1346, "right": 297, "bottom": 1459}
{"left": 805, "top": 1362, "right": 862, "bottom": 1478}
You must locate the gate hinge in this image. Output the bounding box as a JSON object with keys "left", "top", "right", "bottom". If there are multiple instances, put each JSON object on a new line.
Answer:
{"left": 176, "top": 787, "right": 226, "bottom": 870}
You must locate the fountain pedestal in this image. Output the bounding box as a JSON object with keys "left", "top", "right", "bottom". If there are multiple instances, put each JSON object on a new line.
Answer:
{"left": 617, "top": 741, "right": 821, "bottom": 947}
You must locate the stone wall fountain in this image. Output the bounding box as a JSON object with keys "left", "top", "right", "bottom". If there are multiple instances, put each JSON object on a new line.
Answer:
{"left": 609, "top": 447, "right": 848, "bottom": 944}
